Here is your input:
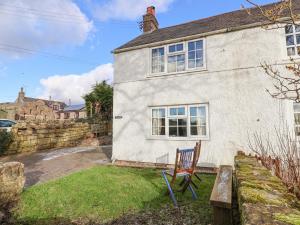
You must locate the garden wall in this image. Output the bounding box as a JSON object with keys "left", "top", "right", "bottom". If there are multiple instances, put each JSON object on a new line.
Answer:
{"left": 5, "top": 121, "right": 90, "bottom": 155}
{"left": 0, "top": 162, "right": 25, "bottom": 223}
{"left": 234, "top": 153, "right": 300, "bottom": 225}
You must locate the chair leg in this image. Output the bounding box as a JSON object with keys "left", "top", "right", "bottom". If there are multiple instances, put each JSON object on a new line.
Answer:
{"left": 162, "top": 171, "right": 178, "bottom": 207}
{"left": 190, "top": 179, "right": 199, "bottom": 189}
{"left": 188, "top": 184, "right": 198, "bottom": 200}
{"left": 194, "top": 173, "right": 202, "bottom": 182}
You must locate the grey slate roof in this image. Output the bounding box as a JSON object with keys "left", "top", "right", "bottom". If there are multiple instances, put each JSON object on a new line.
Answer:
{"left": 115, "top": 0, "right": 300, "bottom": 52}
{"left": 62, "top": 104, "right": 85, "bottom": 112}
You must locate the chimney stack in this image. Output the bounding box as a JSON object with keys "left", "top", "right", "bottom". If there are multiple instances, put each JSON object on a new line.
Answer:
{"left": 142, "top": 6, "right": 159, "bottom": 33}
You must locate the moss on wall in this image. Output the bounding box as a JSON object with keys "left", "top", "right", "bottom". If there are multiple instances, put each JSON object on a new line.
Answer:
{"left": 235, "top": 154, "right": 300, "bottom": 225}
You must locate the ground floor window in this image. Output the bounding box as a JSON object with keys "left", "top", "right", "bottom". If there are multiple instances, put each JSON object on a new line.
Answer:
{"left": 151, "top": 104, "right": 208, "bottom": 139}
{"left": 294, "top": 103, "right": 300, "bottom": 136}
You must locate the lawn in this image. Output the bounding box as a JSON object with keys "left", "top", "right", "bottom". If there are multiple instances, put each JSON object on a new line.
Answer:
{"left": 13, "top": 166, "right": 216, "bottom": 225}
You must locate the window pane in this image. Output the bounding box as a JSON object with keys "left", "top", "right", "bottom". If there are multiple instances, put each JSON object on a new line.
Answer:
{"left": 152, "top": 126, "right": 159, "bottom": 135}
{"left": 296, "top": 25, "right": 300, "bottom": 32}
{"left": 178, "top": 107, "right": 185, "bottom": 115}
{"left": 188, "top": 42, "right": 195, "bottom": 51}
{"left": 295, "top": 127, "right": 300, "bottom": 136}
{"left": 152, "top": 47, "right": 164, "bottom": 73}
{"left": 169, "top": 127, "right": 177, "bottom": 136}
{"left": 197, "top": 107, "right": 206, "bottom": 117}
{"left": 159, "top": 118, "right": 165, "bottom": 126}
{"left": 297, "top": 34, "right": 300, "bottom": 44}
{"left": 169, "top": 45, "right": 176, "bottom": 53}
{"left": 169, "top": 118, "right": 177, "bottom": 126}
{"left": 188, "top": 60, "right": 195, "bottom": 68}
{"left": 286, "top": 35, "right": 295, "bottom": 46}
{"left": 178, "top": 127, "right": 187, "bottom": 137}
{"left": 190, "top": 107, "right": 197, "bottom": 117}
{"left": 177, "top": 44, "right": 183, "bottom": 51}
{"left": 159, "top": 127, "right": 166, "bottom": 135}
{"left": 152, "top": 118, "right": 159, "bottom": 127}
{"left": 287, "top": 47, "right": 295, "bottom": 56}
{"left": 159, "top": 109, "right": 165, "bottom": 117}
{"left": 152, "top": 109, "right": 159, "bottom": 117}
{"left": 200, "top": 126, "right": 207, "bottom": 135}
{"left": 295, "top": 114, "right": 300, "bottom": 125}
{"left": 196, "top": 41, "right": 203, "bottom": 50}
{"left": 196, "top": 59, "right": 203, "bottom": 67}
{"left": 196, "top": 50, "right": 203, "bottom": 59}
{"left": 190, "top": 117, "right": 200, "bottom": 126}
{"left": 177, "top": 60, "right": 185, "bottom": 71}
{"left": 169, "top": 108, "right": 177, "bottom": 116}
{"left": 191, "top": 127, "right": 199, "bottom": 136}
{"left": 294, "top": 103, "right": 300, "bottom": 112}
{"left": 188, "top": 51, "right": 195, "bottom": 60}
{"left": 298, "top": 46, "right": 300, "bottom": 55}
{"left": 178, "top": 118, "right": 187, "bottom": 126}
{"left": 285, "top": 25, "right": 294, "bottom": 34}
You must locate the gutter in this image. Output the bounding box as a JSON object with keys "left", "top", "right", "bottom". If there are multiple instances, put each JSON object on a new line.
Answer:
{"left": 112, "top": 17, "right": 291, "bottom": 54}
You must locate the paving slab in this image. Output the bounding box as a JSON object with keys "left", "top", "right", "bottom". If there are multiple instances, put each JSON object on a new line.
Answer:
{"left": 0, "top": 146, "right": 112, "bottom": 187}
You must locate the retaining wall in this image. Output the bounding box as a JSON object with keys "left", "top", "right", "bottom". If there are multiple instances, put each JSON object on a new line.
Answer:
{"left": 235, "top": 154, "right": 300, "bottom": 225}
{"left": 6, "top": 121, "right": 90, "bottom": 155}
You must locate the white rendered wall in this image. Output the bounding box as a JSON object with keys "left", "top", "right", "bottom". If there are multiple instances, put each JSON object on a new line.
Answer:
{"left": 113, "top": 26, "right": 295, "bottom": 166}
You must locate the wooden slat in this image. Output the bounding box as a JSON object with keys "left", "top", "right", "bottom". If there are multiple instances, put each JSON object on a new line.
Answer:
{"left": 210, "top": 165, "right": 233, "bottom": 209}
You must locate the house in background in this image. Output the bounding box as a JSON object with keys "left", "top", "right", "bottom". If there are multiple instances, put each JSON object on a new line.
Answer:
{"left": 112, "top": 2, "right": 300, "bottom": 166}
{"left": 0, "top": 87, "right": 66, "bottom": 121}
{"left": 59, "top": 104, "right": 87, "bottom": 120}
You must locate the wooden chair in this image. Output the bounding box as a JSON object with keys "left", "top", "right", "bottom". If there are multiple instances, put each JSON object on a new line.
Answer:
{"left": 162, "top": 141, "right": 201, "bottom": 207}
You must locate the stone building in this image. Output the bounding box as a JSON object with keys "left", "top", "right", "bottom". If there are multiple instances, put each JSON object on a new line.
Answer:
{"left": 0, "top": 88, "right": 66, "bottom": 121}
{"left": 58, "top": 104, "right": 87, "bottom": 120}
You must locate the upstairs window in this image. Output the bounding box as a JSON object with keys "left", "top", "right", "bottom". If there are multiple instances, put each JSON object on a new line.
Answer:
{"left": 150, "top": 39, "right": 205, "bottom": 75}
{"left": 285, "top": 24, "right": 300, "bottom": 56}
{"left": 188, "top": 40, "right": 204, "bottom": 69}
{"left": 168, "top": 43, "right": 185, "bottom": 73}
{"left": 152, "top": 47, "right": 165, "bottom": 73}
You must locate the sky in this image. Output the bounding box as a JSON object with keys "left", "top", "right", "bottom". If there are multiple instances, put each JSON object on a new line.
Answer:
{"left": 0, "top": 0, "right": 277, "bottom": 104}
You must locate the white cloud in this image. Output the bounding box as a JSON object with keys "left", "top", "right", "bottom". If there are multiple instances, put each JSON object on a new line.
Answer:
{"left": 92, "top": 0, "right": 175, "bottom": 21}
{"left": 39, "top": 63, "right": 113, "bottom": 104}
{"left": 0, "top": 0, "right": 93, "bottom": 57}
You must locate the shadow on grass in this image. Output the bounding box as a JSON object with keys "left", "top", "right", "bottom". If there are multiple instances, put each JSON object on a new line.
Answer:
{"left": 9, "top": 168, "right": 215, "bottom": 225}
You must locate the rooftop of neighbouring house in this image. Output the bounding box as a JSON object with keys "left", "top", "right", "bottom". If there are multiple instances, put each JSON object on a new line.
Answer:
{"left": 114, "top": 0, "right": 300, "bottom": 52}
{"left": 62, "top": 104, "right": 85, "bottom": 112}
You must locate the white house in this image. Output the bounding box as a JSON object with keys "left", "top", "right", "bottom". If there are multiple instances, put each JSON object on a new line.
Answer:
{"left": 112, "top": 2, "right": 300, "bottom": 166}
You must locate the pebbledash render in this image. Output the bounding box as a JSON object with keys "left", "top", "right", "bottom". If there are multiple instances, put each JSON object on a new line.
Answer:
{"left": 112, "top": 2, "right": 300, "bottom": 166}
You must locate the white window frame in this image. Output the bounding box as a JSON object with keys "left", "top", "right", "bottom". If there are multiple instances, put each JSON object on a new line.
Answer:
{"left": 151, "top": 46, "right": 166, "bottom": 74}
{"left": 294, "top": 103, "right": 300, "bottom": 137}
{"left": 149, "top": 38, "right": 206, "bottom": 76}
{"left": 150, "top": 103, "right": 209, "bottom": 140}
{"left": 151, "top": 107, "right": 166, "bottom": 136}
{"left": 285, "top": 24, "right": 300, "bottom": 57}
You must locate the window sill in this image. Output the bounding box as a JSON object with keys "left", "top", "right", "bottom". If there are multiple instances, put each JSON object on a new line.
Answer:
{"left": 146, "top": 136, "right": 210, "bottom": 141}
{"left": 147, "top": 68, "right": 208, "bottom": 79}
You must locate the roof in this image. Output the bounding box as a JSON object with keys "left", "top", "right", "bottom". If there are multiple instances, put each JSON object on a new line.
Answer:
{"left": 62, "top": 104, "right": 85, "bottom": 112}
{"left": 115, "top": 0, "right": 300, "bottom": 52}
{"left": 23, "top": 97, "right": 66, "bottom": 107}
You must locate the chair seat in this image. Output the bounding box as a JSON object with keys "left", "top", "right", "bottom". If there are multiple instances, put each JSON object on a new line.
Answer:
{"left": 166, "top": 169, "right": 192, "bottom": 177}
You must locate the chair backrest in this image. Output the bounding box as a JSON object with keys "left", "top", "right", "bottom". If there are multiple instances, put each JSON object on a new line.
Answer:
{"left": 174, "top": 141, "right": 202, "bottom": 174}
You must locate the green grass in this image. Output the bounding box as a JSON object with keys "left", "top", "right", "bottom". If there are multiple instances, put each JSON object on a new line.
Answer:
{"left": 14, "top": 166, "right": 215, "bottom": 224}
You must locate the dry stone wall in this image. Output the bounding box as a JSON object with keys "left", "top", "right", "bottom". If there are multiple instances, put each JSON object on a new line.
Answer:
{"left": 0, "top": 162, "right": 25, "bottom": 223}
{"left": 6, "top": 121, "right": 90, "bottom": 155}
{"left": 235, "top": 154, "right": 300, "bottom": 225}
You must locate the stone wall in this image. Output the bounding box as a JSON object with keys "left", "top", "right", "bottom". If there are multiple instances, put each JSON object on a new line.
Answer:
{"left": 0, "top": 162, "right": 25, "bottom": 223}
{"left": 235, "top": 154, "right": 300, "bottom": 225}
{"left": 5, "top": 121, "right": 90, "bottom": 155}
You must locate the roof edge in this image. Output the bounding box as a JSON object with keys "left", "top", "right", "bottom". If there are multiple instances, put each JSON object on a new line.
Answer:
{"left": 113, "top": 18, "right": 291, "bottom": 54}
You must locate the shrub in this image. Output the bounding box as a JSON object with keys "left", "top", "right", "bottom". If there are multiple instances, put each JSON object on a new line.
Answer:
{"left": 0, "top": 130, "right": 13, "bottom": 155}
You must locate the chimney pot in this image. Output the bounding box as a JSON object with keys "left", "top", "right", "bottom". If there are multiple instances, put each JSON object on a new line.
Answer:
{"left": 147, "top": 6, "right": 155, "bottom": 16}
{"left": 143, "top": 6, "right": 159, "bottom": 33}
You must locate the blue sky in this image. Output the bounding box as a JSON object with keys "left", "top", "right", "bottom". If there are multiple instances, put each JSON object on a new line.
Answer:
{"left": 0, "top": 0, "right": 276, "bottom": 104}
